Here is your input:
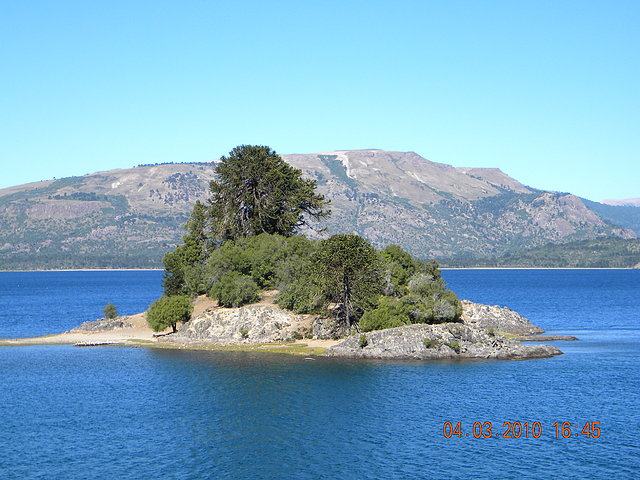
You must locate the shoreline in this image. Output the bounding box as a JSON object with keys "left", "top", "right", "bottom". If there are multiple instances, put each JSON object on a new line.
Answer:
{"left": 440, "top": 267, "right": 637, "bottom": 270}
{"left": 0, "top": 332, "right": 336, "bottom": 356}
{"left": 1, "top": 267, "right": 636, "bottom": 273}
{"left": 0, "top": 268, "right": 163, "bottom": 272}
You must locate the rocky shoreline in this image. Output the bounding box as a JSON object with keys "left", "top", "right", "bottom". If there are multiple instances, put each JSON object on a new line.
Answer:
{"left": 325, "top": 323, "right": 561, "bottom": 360}
{"left": 4, "top": 297, "right": 569, "bottom": 361}
{"left": 158, "top": 298, "right": 565, "bottom": 360}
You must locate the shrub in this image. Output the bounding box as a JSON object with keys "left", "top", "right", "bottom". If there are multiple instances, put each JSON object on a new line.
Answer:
{"left": 359, "top": 334, "right": 368, "bottom": 348}
{"left": 359, "top": 296, "right": 410, "bottom": 332}
{"left": 447, "top": 341, "right": 461, "bottom": 353}
{"left": 239, "top": 328, "right": 249, "bottom": 339}
{"left": 204, "top": 243, "right": 252, "bottom": 289}
{"left": 292, "top": 331, "right": 303, "bottom": 340}
{"left": 209, "top": 272, "right": 260, "bottom": 308}
{"left": 400, "top": 278, "right": 462, "bottom": 325}
{"left": 408, "top": 274, "right": 446, "bottom": 298}
{"left": 277, "top": 276, "right": 326, "bottom": 314}
{"left": 103, "top": 303, "right": 118, "bottom": 319}
{"left": 423, "top": 338, "right": 439, "bottom": 349}
{"left": 203, "top": 233, "right": 318, "bottom": 292}
{"left": 147, "top": 295, "right": 193, "bottom": 333}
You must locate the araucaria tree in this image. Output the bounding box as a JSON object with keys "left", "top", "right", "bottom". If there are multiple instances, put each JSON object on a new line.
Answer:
{"left": 163, "top": 200, "right": 210, "bottom": 295}
{"left": 209, "top": 145, "right": 330, "bottom": 240}
{"left": 103, "top": 303, "right": 118, "bottom": 319}
{"left": 314, "top": 234, "right": 383, "bottom": 327}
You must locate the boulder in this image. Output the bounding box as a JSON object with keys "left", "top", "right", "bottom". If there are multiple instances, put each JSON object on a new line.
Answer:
{"left": 72, "top": 317, "right": 133, "bottom": 332}
{"left": 312, "top": 316, "right": 350, "bottom": 340}
{"left": 461, "top": 300, "right": 544, "bottom": 335}
{"left": 171, "top": 304, "right": 314, "bottom": 344}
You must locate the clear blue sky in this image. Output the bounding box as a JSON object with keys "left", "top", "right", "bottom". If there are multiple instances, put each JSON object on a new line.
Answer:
{"left": 1, "top": 0, "right": 638, "bottom": 201}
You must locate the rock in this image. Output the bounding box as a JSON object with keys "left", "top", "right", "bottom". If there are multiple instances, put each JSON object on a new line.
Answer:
{"left": 515, "top": 334, "right": 578, "bottom": 342}
{"left": 72, "top": 317, "right": 133, "bottom": 332}
{"left": 325, "top": 323, "right": 562, "bottom": 360}
{"left": 312, "top": 316, "right": 350, "bottom": 340}
{"left": 171, "top": 304, "right": 314, "bottom": 344}
{"left": 461, "top": 300, "right": 544, "bottom": 335}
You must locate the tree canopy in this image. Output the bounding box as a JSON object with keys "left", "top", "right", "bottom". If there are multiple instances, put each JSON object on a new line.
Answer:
{"left": 146, "top": 295, "right": 193, "bottom": 333}
{"left": 103, "top": 303, "right": 118, "bottom": 319}
{"left": 209, "top": 145, "right": 330, "bottom": 240}
{"left": 312, "top": 234, "right": 383, "bottom": 326}
{"left": 163, "top": 200, "right": 209, "bottom": 295}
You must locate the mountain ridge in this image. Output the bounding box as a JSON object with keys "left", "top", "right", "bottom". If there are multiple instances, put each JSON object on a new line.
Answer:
{"left": 0, "top": 149, "right": 636, "bottom": 269}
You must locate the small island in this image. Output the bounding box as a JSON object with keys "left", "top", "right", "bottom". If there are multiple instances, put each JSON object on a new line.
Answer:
{"left": 1, "top": 145, "right": 567, "bottom": 360}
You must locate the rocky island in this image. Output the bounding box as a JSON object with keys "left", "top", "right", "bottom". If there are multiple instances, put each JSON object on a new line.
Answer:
{"left": 169, "top": 296, "right": 563, "bottom": 360}
{"left": 0, "top": 292, "right": 565, "bottom": 361}
{"left": 169, "top": 297, "right": 563, "bottom": 360}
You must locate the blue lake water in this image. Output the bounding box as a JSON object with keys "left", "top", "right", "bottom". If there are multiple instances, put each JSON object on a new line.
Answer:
{"left": 1, "top": 269, "right": 639, "bottom": 479}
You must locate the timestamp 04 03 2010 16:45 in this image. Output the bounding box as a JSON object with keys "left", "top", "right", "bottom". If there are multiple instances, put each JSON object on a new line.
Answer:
{"left": 442, "top": 421, "right": 602, "bottom": 439}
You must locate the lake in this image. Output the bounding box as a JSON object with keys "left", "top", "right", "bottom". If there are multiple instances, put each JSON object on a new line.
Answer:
{"left": 0, "top": 269, "right": 638, "bottom": 479}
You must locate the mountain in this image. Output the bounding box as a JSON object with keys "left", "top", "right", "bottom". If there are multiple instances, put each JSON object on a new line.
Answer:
{"left": 601, "top": 198, "right": 640, "bottom": 207}
{"left": 443, "top": 238, "right": 640, "bottom": 268}
{"left": 581, "top": 199, "right": 640, "bottom": 236}
{"left": 0, "top": 150, "right": 636, "bottom": 269}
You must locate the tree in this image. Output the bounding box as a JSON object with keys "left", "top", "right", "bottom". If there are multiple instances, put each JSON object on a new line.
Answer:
{"left": 314, "top": 234, "right": 383, "bottom": 327}
{"left": 162, "top": 200, "right": 209, "bottom": 296}
{"left": 146, "top": 295, "right": 193, "bottom": 333}
{"left": 208, "top": 145, "right": 330, "bottom": 240}
{"left": 103, "top": 302, "right": 118, "bottom": 319}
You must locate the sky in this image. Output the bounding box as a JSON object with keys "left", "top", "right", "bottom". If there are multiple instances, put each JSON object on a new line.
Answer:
{"left": 1, "top": 0, "right": 638, "bottom": 202}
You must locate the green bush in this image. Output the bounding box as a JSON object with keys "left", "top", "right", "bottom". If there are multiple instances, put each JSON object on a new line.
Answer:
{"left": 147, "top": 295, "right": 193, "bottom": 333}
{"left": 360, "top": 296, "right": 410, "bottom": 332}
{"left": 408, "top": 274, "right": 446, "bottom": 298}
{"left": 209, "top": 272, "right": 260, "bottom": 307}
{"left": 202, "top": 233, "right": 318, "bottom": 292}
{"left": 358, "top": 334, "right": 368, "bottom": 348}
{"left": 204, "top": 243, "right": 252, "bottom": 288}
{"left": 277, "top": 276, "right": 326, "bottom": 313}
{"left": 401, "top": 275, "right": 462, "bottom": 324}
{"left": 103, "top": 302, "right": 118, "bottom": 319}
{"left": 423, "top": 338, "right": 440, "bottom": 349}
{"left": 447, "top": 341, "right": 461, "bottom": 353}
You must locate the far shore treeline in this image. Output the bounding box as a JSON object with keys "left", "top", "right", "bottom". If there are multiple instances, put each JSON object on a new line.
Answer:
{"left": 147, "top": 145, "right": 461, "bottom": 334}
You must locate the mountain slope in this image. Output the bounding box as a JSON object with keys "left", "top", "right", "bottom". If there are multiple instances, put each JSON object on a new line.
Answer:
{"left": 444, "top": 238, "right": 640, "bottom": 268}
{"left": 0, "top": 150, "right": 635, "bottom": 269}
{"left": 581, "top": 198, "right": 640, "bottom": 235}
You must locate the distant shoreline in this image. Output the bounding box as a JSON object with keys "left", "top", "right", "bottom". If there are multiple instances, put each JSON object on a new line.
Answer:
{"left": 440, "top": 267, "right": 637, "bottom": 270}
{"left": 0, "top": 268, "right": 163, "bottom": 272}
{"left": 0, "top": 267, "right": 635, "bottom": 272}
